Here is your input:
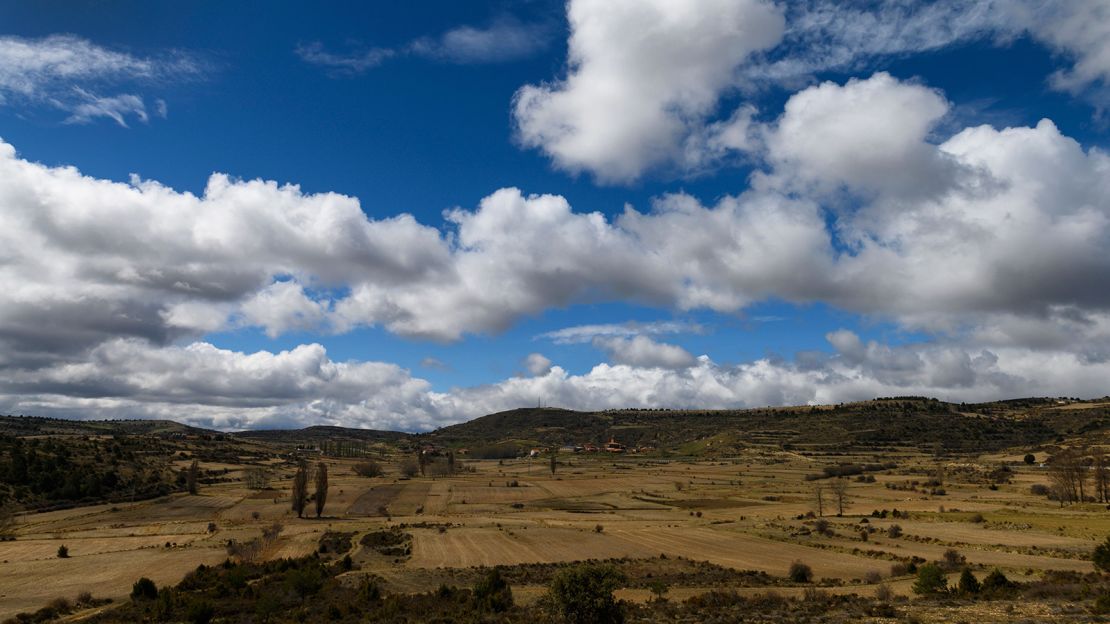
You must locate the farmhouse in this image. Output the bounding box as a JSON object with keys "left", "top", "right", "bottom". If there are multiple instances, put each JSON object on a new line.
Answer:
{"left": 603, "top": 438, "right": 626, "bottom": 453}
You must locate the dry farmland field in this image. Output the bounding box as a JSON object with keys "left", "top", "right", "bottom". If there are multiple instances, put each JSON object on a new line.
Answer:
{"left": 3, "top": 398, "right": 1110, "bottom": 622}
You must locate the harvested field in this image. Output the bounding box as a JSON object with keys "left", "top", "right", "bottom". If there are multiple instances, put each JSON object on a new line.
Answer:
{"left": 5, "top": 419, "right": 1110, "bottom": 622}
{"left": 347, "top": 484, "right": 405, "bottom": 516}
{"left": 0, "top": 544, "right": 226, "bottom": 619}
{"left": 408, "top": 526, "right": 655, "bottom": 568}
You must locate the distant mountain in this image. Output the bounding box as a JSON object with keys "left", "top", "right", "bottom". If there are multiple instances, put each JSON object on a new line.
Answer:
{"left": 418, "top": 398, "right": 1110, "bottom": 455}
{"left": 0, "top": 415, "right": 216, "bottom": 437}
{"left": 4, "top": 396, "right": 1108, "bottom": 456}
{"left": 232, "top": 425, "right": 408, "bottom": 445}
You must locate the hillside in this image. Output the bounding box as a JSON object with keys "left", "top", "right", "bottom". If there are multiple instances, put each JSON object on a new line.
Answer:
{"left": 232, "top": 425, "right": 408, "bottom": 447}
{"left": 420, "top": 397, "right": 1110, "bottom": 455}
{"left": 0, "top": 415, "right": 215, "bottom": 437}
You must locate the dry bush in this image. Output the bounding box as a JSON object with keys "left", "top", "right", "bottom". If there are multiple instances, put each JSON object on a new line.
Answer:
{"left": 400, "top": 459, "right": 420, "bottom": 478}
{"left": 226, "top": 522, "right": 283, "bottom": 562}
{"left": 942, "top": 548, "right": 965, "bottom": 569}
{"left": 802, "top": 586, "right": 828, "bottom": 602}
{"left": 788, "top": 561, "right": 813, "bottom": 583}
{"left": 353, "top": 461, "right": 384, "bottom": 478}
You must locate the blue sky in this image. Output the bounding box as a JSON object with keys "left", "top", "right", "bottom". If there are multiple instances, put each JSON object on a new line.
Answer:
{"left": 1, "top": 1, "right": 1109, "bottom": 430}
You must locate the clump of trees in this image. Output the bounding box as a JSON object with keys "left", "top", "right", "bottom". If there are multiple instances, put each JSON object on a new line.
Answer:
{"left": 244, "top": 468, "right": 270, "bottom": 490}
{"left": 1041, "top": 447, "right": 1110, "bottom": 505}
{"left": 473, "top": 568, "right": 513, "bottom": 613}
{"left": 467, "top": 444, "right": 520, "bottom": 460}
{"left": 548, "top": 564, "right": 626, "bottom": 624}
{"left": 1047, "top": 448, "right": 1088, "bottom": 504}
{"left": 805, "top": 462, "right": 897, "bottom": 481}
{"left": 0, "top": 434, "right": 178, "bottom": 508}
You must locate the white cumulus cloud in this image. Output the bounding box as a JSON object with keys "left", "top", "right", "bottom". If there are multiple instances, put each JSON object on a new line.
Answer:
{"left": 513, "top": 0, "right": 785, "bottom": 183}
{"left": 594, "top": 335, "right": 697, "bottom": 369}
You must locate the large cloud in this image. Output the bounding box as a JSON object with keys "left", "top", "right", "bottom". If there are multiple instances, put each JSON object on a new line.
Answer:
{"left": 513, "top": 0, "right": 785, "bottom": 182}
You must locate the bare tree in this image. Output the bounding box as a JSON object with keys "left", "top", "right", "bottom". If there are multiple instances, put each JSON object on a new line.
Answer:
{"left": 550, "top": 447, "right": 557, "bottom": 476}
{"left": 812, "top": 483, "right": 825, "bottom": 517}
{"left": 186, "top": 460, "right": 200, "bottom": 495}
{"left": 1094, "top": 449, "right": 1110, "bottom": 504}
{"left": 245, "top": 468, "right": 270, "bottom": 490}
{"left": 829, "top": 479, "right": 849, "bottom": 516}
{"left": 1047, "top": 449, "right": 1083, "bottom": 505}
{"left": 1078, "top": 452, "right": 1090, "bottom": 502}
{"left": 447, "top": 451, "right": 456, "bottom": 475}
{"left": 0, "top": 502, "right": 17, "bottom": 539}
{"left": 400, "top": 458, "right": 419, "bottom": 478}
{"left": 314, "top": 462, "right": 328, "bottom": 518}
{"left": 417, "top": 449, "right": 427, "bottom": 477}
{"left": 292, "top": 462, "right": 308, "bottom": 518}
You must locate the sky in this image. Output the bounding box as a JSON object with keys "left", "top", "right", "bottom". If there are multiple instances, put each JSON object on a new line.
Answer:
{"left": 1, "top": 0, "right": 1109, "bottom": 431}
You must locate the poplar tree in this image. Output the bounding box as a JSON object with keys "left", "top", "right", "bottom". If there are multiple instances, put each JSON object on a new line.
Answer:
{"left": 186, "top": 460, "right": 200, "bottom": 495}
{"left": 314, "top": 462, "right": 328, "bottom": 518}
{"left": 292, "top": 462, "right": 308, "bottom": 518}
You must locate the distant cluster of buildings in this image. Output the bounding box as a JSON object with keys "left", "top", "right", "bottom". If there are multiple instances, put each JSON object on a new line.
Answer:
{"left": 411, "top": 437, "right": 656, "bottom": 460}
{"left": 528, "top": 437, "right": 655, "bottom": 457}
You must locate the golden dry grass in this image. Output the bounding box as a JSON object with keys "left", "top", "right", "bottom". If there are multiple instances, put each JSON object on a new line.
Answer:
{"left": 2, "top": 447, "right": 1107, "bottom": 620}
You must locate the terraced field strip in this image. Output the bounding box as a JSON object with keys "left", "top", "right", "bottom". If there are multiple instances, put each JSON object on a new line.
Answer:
{"left": 605, "top": 526, "right": 887, "bottom": 579}
{"left": 0, "top": 545, "right": 227, "bottom": 621}
{"left": 265, "top": 528, "right": 323, "bottom": 559}
{"left": 821, "top": 536, "right": 1094, "bottom": 573}
{"left": 890, "top": 519, "right": 1093, "bottom": 549}
{"left": 407, "top": 526, "right": 656, "bottom": 568}
{"left": 347, "top": 484, "right": 405, "bottom": 516}
{"left": 0, "top": 534, "right": 207, "bottom": 561}
{"left": 388, "top": 480, "right": 433, "bottom": 515}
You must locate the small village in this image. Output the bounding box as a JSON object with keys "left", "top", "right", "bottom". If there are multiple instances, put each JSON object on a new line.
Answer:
{"left": 411, "top": 437, "right": 657, "bottom": 460}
